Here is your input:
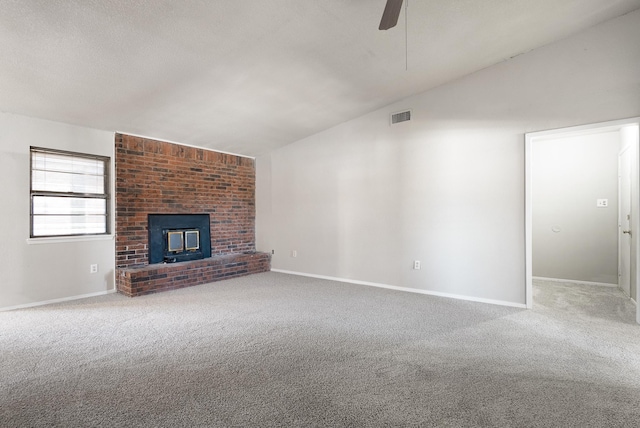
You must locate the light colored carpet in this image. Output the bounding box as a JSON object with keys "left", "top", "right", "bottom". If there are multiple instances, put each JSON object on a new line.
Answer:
{"left": 1, "top": 273, "right": 639, "bottom": 427}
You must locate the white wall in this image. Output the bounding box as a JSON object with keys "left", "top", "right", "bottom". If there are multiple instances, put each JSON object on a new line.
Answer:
{"left": 0, "top": 112, "right": 115, "bottom": 310}
{"left": 256, "top": 10, "right": 640, "bottom": 306}
{"left": 532, "top": 132, "right": 620, "bottom": 284}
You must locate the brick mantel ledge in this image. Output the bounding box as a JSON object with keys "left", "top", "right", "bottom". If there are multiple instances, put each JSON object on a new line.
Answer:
{"left": 116, "top": 252, "right": 271, "bottom": 297}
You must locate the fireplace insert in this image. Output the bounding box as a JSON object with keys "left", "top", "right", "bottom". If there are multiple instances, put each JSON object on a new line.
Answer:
{"left": 148, "top": 214, "right": 211, "bottom": 264}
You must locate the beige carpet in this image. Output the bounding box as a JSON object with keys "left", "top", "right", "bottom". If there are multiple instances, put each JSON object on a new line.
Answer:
{"left": 1, "top": 273, "right": 639, "bottom": 427}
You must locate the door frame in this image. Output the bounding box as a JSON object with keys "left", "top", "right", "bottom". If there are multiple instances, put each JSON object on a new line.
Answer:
{"left": 618, "top": 144, "right": 632, "bottom": 297}
{"left": 525, "top": 117, "right": 640, "bottom": 324}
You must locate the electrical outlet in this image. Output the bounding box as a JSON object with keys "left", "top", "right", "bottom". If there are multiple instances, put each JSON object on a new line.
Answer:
{"left": 413, "top": 260, "right": 421, "bottom": 270}
{"left": 90, "top": 264, "right": 99, "bottom": 274}
{"left": 292, "top": 250, "right": 297, "bottom": 258}
{"left": 597, "top": 199, "right": 608, "bottom": 207}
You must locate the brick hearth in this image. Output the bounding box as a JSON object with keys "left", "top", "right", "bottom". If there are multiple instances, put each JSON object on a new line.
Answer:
{"left": 116, "top": 252, "right": 270, "bottom": 297}
{"left": 115, "top": 133, "right": 270, "bottom": 297}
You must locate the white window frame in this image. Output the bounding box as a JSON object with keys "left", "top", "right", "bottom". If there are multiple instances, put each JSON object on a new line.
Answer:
{"left": 30, "top": 146, "right": 111, "bottom": 238}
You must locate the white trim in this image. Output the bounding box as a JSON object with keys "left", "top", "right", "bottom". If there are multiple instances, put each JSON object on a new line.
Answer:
{"left": 0, "top": 289, "right": 117, "bottom": 312}
{"left": 27, "top": 234, "right": 114, "bottom": 245}
{"left": 116, "top": 131, "right": 255, "bottom": 159}
{"left": 532, "top": 276, "right": 618, "bottom": 287}
{"left": 618, "top": 144, "right": 633, "bottom": 295}
{"left": 525, "top": 132, "right": 533, "bottom": 309}
{"left": 525, "top": 117, "right": 640, "bottom": 140}
{"left": 272, "top": 269, "right": 527, "bottom": 309}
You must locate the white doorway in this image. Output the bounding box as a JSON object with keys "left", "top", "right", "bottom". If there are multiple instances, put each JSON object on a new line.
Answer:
{"left": 525, "top": 118, "right": 640, "bottom": 324}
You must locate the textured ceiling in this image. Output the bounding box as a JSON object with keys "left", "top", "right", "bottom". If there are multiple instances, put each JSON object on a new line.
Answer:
{"left": 1, "top": 0, "right": 640, "bottom": 156}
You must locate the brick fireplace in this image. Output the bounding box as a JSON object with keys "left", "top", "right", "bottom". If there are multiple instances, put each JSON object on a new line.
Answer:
{"left": 115, "top": 133, "right": 270, "bottom": 297}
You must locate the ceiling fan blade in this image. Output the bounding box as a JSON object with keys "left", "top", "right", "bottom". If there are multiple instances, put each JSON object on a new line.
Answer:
{"left": 379, "top": 0, "right": 404, "bottom": 30}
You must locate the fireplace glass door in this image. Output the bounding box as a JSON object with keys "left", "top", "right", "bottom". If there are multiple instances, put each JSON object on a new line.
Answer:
{"left": 167, "top": 231, "right": 184, "bottom": 252}
{"left": 185, "top": 230, "right": 200, "bottom": 250}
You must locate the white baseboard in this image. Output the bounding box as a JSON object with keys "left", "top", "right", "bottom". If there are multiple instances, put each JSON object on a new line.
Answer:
{"left": 533, "top": 276, "right": 618, "bottom": 287}
{"left": 271, "top": 269, "right": 527, "bottom": 309}
{"left": 0, "top": 289, "right": 117, "bottom": 312}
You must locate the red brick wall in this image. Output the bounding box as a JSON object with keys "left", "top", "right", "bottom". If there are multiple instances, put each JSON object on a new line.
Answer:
{"left": 115, "top": 133, "right": 256, "bottom": 268}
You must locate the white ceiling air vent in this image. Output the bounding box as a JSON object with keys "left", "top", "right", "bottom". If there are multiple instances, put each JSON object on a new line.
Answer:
{"left": 391, "top": 109, "right": 411, "bottom": 125}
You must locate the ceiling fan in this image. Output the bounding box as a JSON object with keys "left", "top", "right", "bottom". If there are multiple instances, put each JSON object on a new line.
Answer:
{"left": 379, "top": 0, "right": 404, "bottom": 30}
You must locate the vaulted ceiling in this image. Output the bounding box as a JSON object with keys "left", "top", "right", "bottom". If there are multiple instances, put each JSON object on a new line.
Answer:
{"left": 1, "top": 0, "right": 639, "bottom": 156}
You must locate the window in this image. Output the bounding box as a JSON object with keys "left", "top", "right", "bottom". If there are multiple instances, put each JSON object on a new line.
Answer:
{"left": 30, "top": 147, "right": 110, "bottom": 238}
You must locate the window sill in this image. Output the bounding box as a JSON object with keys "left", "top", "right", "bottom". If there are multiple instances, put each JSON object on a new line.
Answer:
{"left": 26, "top": 235, "right": 114, "bottom": 245}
